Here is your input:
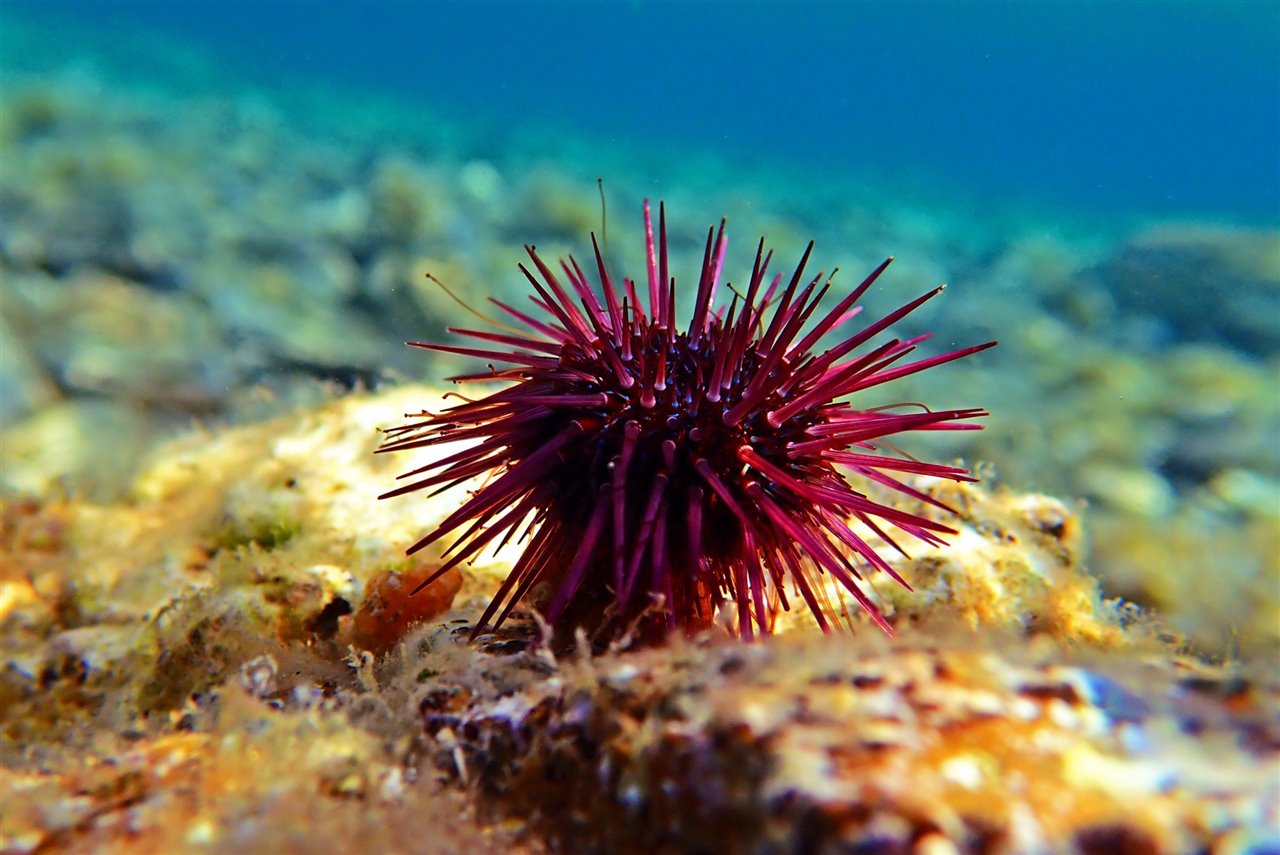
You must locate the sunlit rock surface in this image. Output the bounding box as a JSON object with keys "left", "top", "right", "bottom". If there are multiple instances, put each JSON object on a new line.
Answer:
{"left": 2, "top": 388, "right": 1275, "bottom": 854}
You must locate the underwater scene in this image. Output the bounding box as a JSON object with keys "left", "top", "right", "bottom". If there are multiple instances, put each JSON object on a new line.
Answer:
{"left": 1, "top": 2, "right": 1277, "bottom": 853}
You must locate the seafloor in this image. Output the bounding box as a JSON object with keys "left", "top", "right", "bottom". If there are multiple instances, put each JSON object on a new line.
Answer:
{"left": 1, "top": 16, "right": 1278, "bottom": 855}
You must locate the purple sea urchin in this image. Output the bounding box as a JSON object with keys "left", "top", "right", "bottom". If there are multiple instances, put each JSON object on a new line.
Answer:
{"left": 379, "top": 201, "right": 995, "bottom": 644}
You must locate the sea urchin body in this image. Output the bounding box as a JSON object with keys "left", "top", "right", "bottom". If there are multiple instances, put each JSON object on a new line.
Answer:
{"left": 379, "top": 201, "right": 995, "bottom": 644}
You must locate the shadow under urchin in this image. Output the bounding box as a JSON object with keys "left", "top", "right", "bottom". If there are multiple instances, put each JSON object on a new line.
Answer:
{"left": 378, "top": 200, "right": 996, "bottom": 646}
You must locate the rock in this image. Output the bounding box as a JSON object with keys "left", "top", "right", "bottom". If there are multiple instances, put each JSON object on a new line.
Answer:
{"left": 1, "top": 399, "right": 156, "bottom": 499}
{"left": 0, "top": 314, "right": 58, "bottom": 425}
{"left": 1078, "top": 463, "right": 1176, "bottom": 519}
{"left": 11, "top": 272, "right": 230, "bottom": 410}
{"left": 0, "top": 385, "right": 1274, "bottom": 855}
{"left": 367, "top": 155, "right": 448, "bottom": 247}
{"left": 1089, "top": 225, "right": 1280, "bottom": 355}
{"left": 197, "top": 261, "right": 385, "bottom": 373}
{"left": 411, "top": 626, "right": 1279, "bottom": 854}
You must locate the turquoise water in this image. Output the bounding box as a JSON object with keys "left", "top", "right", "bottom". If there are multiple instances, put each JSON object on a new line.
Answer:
{"left": 5, "top": 0, "right": 1278, "bottom": 223}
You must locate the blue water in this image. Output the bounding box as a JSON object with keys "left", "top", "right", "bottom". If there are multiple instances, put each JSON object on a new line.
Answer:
{"left": 6, "top": 0, "right": 1279, "bottom": 223}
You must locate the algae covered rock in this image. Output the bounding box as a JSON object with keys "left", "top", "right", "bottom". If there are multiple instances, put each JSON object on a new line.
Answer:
{"left": 1, "top": 385, "right": 1276, "bottom": 854}
{"left": 410, "top": 625, "right": 1278, "bottom": 854}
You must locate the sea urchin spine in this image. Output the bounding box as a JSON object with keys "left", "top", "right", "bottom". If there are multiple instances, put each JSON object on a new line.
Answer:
{"left": 379, "top": 201, "right": 995, "bottom": 644}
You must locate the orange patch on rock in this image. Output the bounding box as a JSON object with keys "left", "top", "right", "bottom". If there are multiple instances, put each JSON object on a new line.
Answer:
{"left": 352, "top": 565, "right": 462, "bottom": 654}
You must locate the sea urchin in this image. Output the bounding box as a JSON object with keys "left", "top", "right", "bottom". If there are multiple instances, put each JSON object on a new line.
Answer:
{"left": 379, "top": 201, "right": 995, "bottom": 645}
